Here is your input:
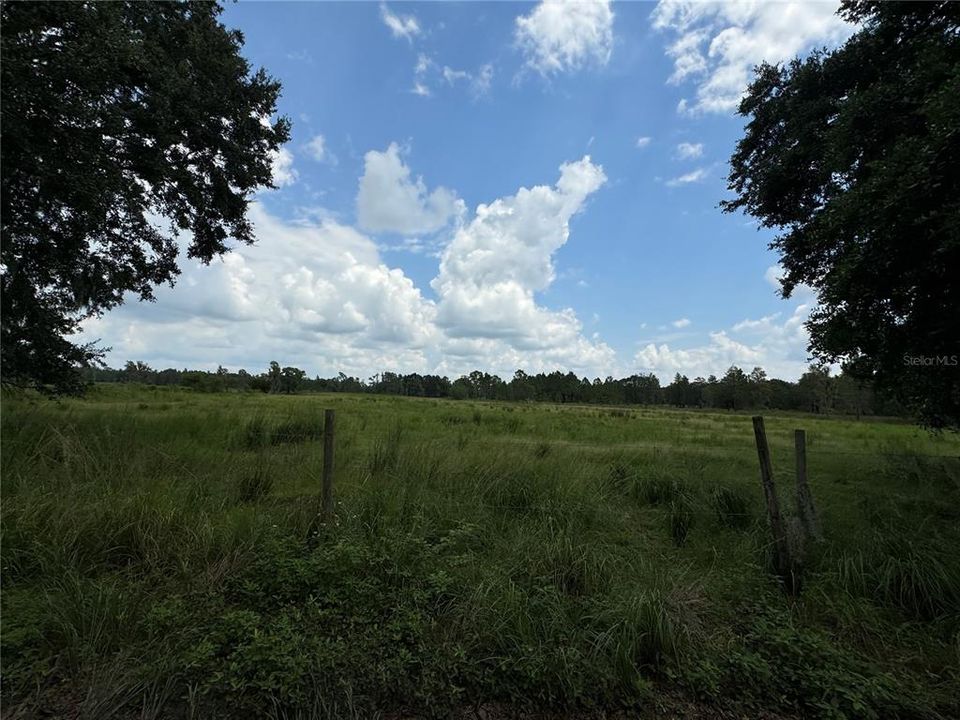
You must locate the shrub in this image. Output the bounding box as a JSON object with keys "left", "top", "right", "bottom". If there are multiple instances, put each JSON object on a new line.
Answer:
{"left": 684, "top": 603, "right": 911, "bottom": 718}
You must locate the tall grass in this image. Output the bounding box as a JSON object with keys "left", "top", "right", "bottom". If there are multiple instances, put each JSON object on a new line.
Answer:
{"left": 837, "top": 536, "right": 960, "bottom": 619}
{"left": 2, "top": 386, "right": 959, "bottom": 717}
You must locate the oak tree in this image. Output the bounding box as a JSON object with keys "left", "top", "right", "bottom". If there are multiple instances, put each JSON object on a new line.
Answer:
{"left": 1, "top": 1, "right": 290, "bottom": 393}
{"left": 723, "top": 1, "right": 960, "bottom": 428}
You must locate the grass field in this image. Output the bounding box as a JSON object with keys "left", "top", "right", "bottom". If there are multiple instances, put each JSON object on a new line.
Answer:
{"left": 3, "top": 385, "right": 960, "bottom": 718}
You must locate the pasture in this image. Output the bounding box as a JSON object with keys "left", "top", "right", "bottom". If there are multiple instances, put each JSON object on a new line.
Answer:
{"left": 2, "top": 386, "right": 959, "bottom": 718}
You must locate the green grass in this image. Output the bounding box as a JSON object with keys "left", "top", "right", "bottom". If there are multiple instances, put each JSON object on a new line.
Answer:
{"left": 2, "top": 385, "right": 959, "bottom": 718}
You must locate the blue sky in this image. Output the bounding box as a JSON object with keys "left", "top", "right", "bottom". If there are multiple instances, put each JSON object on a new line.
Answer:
{"left": 81, "top": 1, "right": 856, "bottom": 381}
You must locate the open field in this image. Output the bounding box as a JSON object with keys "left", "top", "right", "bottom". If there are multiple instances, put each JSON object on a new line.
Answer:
{"left": 3, "top": 386, "right": 960, "bottom": 718}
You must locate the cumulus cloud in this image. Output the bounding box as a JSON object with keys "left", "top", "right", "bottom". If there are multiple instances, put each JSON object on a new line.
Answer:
{"left": 430, "top": 156, "right": 615, "bottom": 374}
{"left": 79, "top": 155, "right": 620, "bottom": 380}
{"left": 356, "top": 143, "right": 464, "bottom": 235}
{"left": 516, "top": 0, "right": 614, "bottom": 76}
{"left": 635, "top": 136, "right": 653, "bottom": 149}
{"left": 651, "top": 0, "right": 854, "bottom": 114}
{"left": 672, "top": 317, "right": 691, "bottom": 328}
{"left": 666, "top": 167, "right": 707, "bottom": 186}
{"left": 675, "top": 141, "right": 703, "bottom": 159}
{"left": 635, "top": 296, "right": 815, "bottom": 381}
{"left": 79, "top": 204, "right": 438, "bottom": 376}
{"left": 269, "top": 147, "right": 297, "bottom": 187}
{"left": 380, "top": 2, "right": 421, "bottom": 41}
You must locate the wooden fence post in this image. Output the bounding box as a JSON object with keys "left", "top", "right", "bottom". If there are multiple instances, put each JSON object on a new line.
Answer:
{"left": 794, "top": 429, "right": 821, "bottom": 542}
{"left": 322, "top": 409, "right": 335, "bottom": 520}
{"left": 752, "top": 416, "right": 798, "bottom": 593}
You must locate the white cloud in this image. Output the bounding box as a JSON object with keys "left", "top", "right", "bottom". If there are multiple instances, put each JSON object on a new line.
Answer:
{"left": 418, "top": 59, "right": 494, "bottom": 100}
{"left": 666, "top": 167, "right": 707, "bottom": 186}
{"left": 636, "top": 307, "right": 814, "bottom": 381}
{"left": 78, "top": 157, "right": 620, "bottom": 380}
{"left": 651, "top": 0, "right": 854, "bottom": 114}
{"left": 764, "top": 263, "right": 817, "bottom": 300}
{"left": 442, "top": 67, "right": 469, "bottom": 84}
{"left": 634, "top": 264, "right": 818, "bottom": 381}
{"left": 79, "top": 204, "right": 438, "bottom": 377}
{"left": 764, "top": 263, "right": 784, "bottom": 290}
{"left": 472, "top": 64, "right": 494, "bottom": 98}
{"left": 356, "top": 143, "right": 464, "bottom": 235}
{"left": 411, "top": 53, "right": 434, "bottom": 96}
{"left": 636, "top": 331, "right": 765, "bottom": 380}
{"left": 269, "top": 147, "right": 297, "bottom": 187}
{"left": 672, "top": 317, "right": 691, "bottom": 328}
{"left": 415, "top": 53, "right": 432, "bottom": 75}
{"left": 380, "top": 2, "right": 421, "bottom": 41}
{"left": 431, "top": 156, "right": 616, "bottom": 375}
{"left": 305, "top": 134, "right": 336, "bottom": 166}
{"left": 516, "top": 0, "right": 614, "bottom": 76}
{"left": 635, "top": 136, "right": 652, "bottom": 149}
{"left": 675, "top": 141, "right": 703, "bottom": 159}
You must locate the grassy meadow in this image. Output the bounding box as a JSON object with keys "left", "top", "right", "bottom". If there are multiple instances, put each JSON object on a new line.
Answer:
{"left": 2, "top": 385, "right": 960, "bottom": 718}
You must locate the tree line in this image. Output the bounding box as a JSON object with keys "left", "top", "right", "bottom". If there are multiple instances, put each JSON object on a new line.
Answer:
{"left": 84, "top": 361, "right": 906, "bottom": 418}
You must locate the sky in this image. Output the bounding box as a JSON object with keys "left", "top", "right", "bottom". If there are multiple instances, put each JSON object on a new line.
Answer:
{"left": 80, "top": 0, "right": 857, "bottom": 382}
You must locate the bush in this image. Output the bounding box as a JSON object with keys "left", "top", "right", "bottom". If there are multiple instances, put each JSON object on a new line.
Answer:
{"left": 683, "top": 603, "right": 912, "bottom": 719}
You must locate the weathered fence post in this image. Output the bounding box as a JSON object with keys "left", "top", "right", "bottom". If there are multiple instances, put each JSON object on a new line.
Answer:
{"left": 322, "top": 409, "right": 335, "bottom": 520}
{"left": 752, "top": 416, "right": 798, "bottom": 593}
{"left": 794, "top": 429, "right": 821, "bottom": 542}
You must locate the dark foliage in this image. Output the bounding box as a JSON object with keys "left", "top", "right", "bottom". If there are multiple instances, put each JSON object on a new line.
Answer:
{"left": 0, "top": 1, "right": 290, "bottom": 394}
{"left": 723, "top": 1, "right": 960, "bottom": 428}
{"left": 82, "top": 358, "right": 909, "bottom": 417}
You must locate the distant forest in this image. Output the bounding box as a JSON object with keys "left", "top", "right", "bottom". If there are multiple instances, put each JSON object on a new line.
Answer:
{"left": 83, "top": 361, "right": 907, "bottom": 418}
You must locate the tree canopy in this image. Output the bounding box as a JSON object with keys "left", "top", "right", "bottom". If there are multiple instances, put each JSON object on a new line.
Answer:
{"left": 1, "top": 1, "right": 290, "bottom": 393}
{"left": 722, "top": 0, "right": 960, "bottom": 428}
